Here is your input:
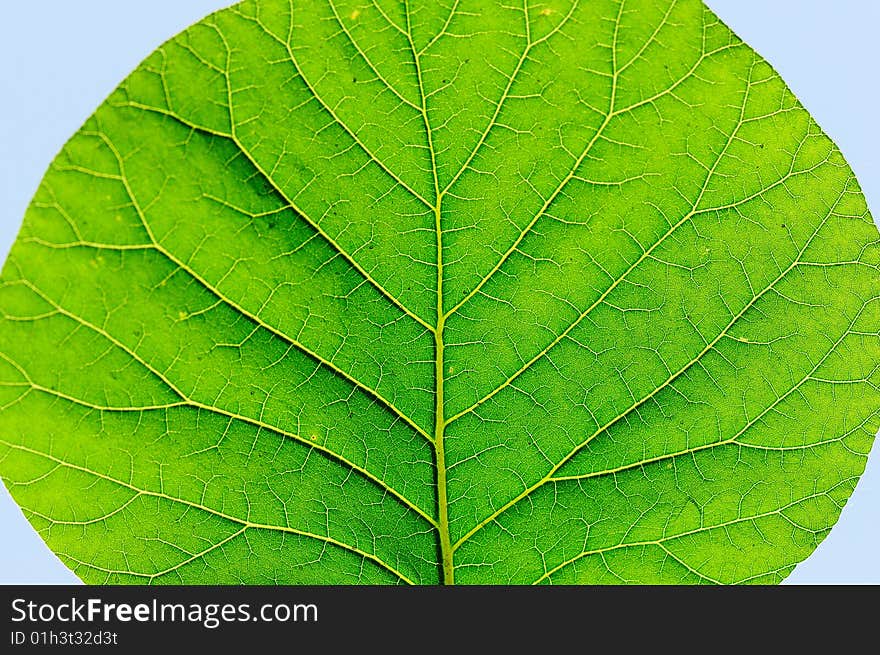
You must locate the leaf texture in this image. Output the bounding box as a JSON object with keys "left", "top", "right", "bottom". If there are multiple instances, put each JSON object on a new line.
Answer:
{"left": 1, "top": 0, "right": 878, "bottom": 584}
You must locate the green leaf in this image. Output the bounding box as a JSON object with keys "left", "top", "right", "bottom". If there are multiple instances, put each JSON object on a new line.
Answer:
{"left": 1, "top": 0, "right": 878, "bottom": 585}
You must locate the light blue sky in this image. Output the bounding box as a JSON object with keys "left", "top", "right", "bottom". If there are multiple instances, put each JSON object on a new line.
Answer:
{"left": 0, "top": 1, "right": 877, "bottom": 584}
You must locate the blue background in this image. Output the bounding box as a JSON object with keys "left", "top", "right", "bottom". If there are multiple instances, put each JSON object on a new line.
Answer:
{"left": 0, "top": 1, "right": 877, "bottom": 584}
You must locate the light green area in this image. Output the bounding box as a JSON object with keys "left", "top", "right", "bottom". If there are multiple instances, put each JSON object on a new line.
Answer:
{"left": 1, "top": 0, "right": 879, "bottom": 585}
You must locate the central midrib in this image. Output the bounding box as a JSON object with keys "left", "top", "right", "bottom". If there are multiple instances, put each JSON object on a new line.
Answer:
{"left": 401, "top": 1, "right": 455, "bottom": 585}
{"left": 434, "top": 221, "right": 453, "bottom": 585}
{"left": 431, "top": 140, "right": 452, "bottom": 585}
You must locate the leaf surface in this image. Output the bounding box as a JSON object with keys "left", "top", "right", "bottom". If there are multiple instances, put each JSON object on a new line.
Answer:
{"left": 1, "top": 0, "right": 878, "bottom": 584}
